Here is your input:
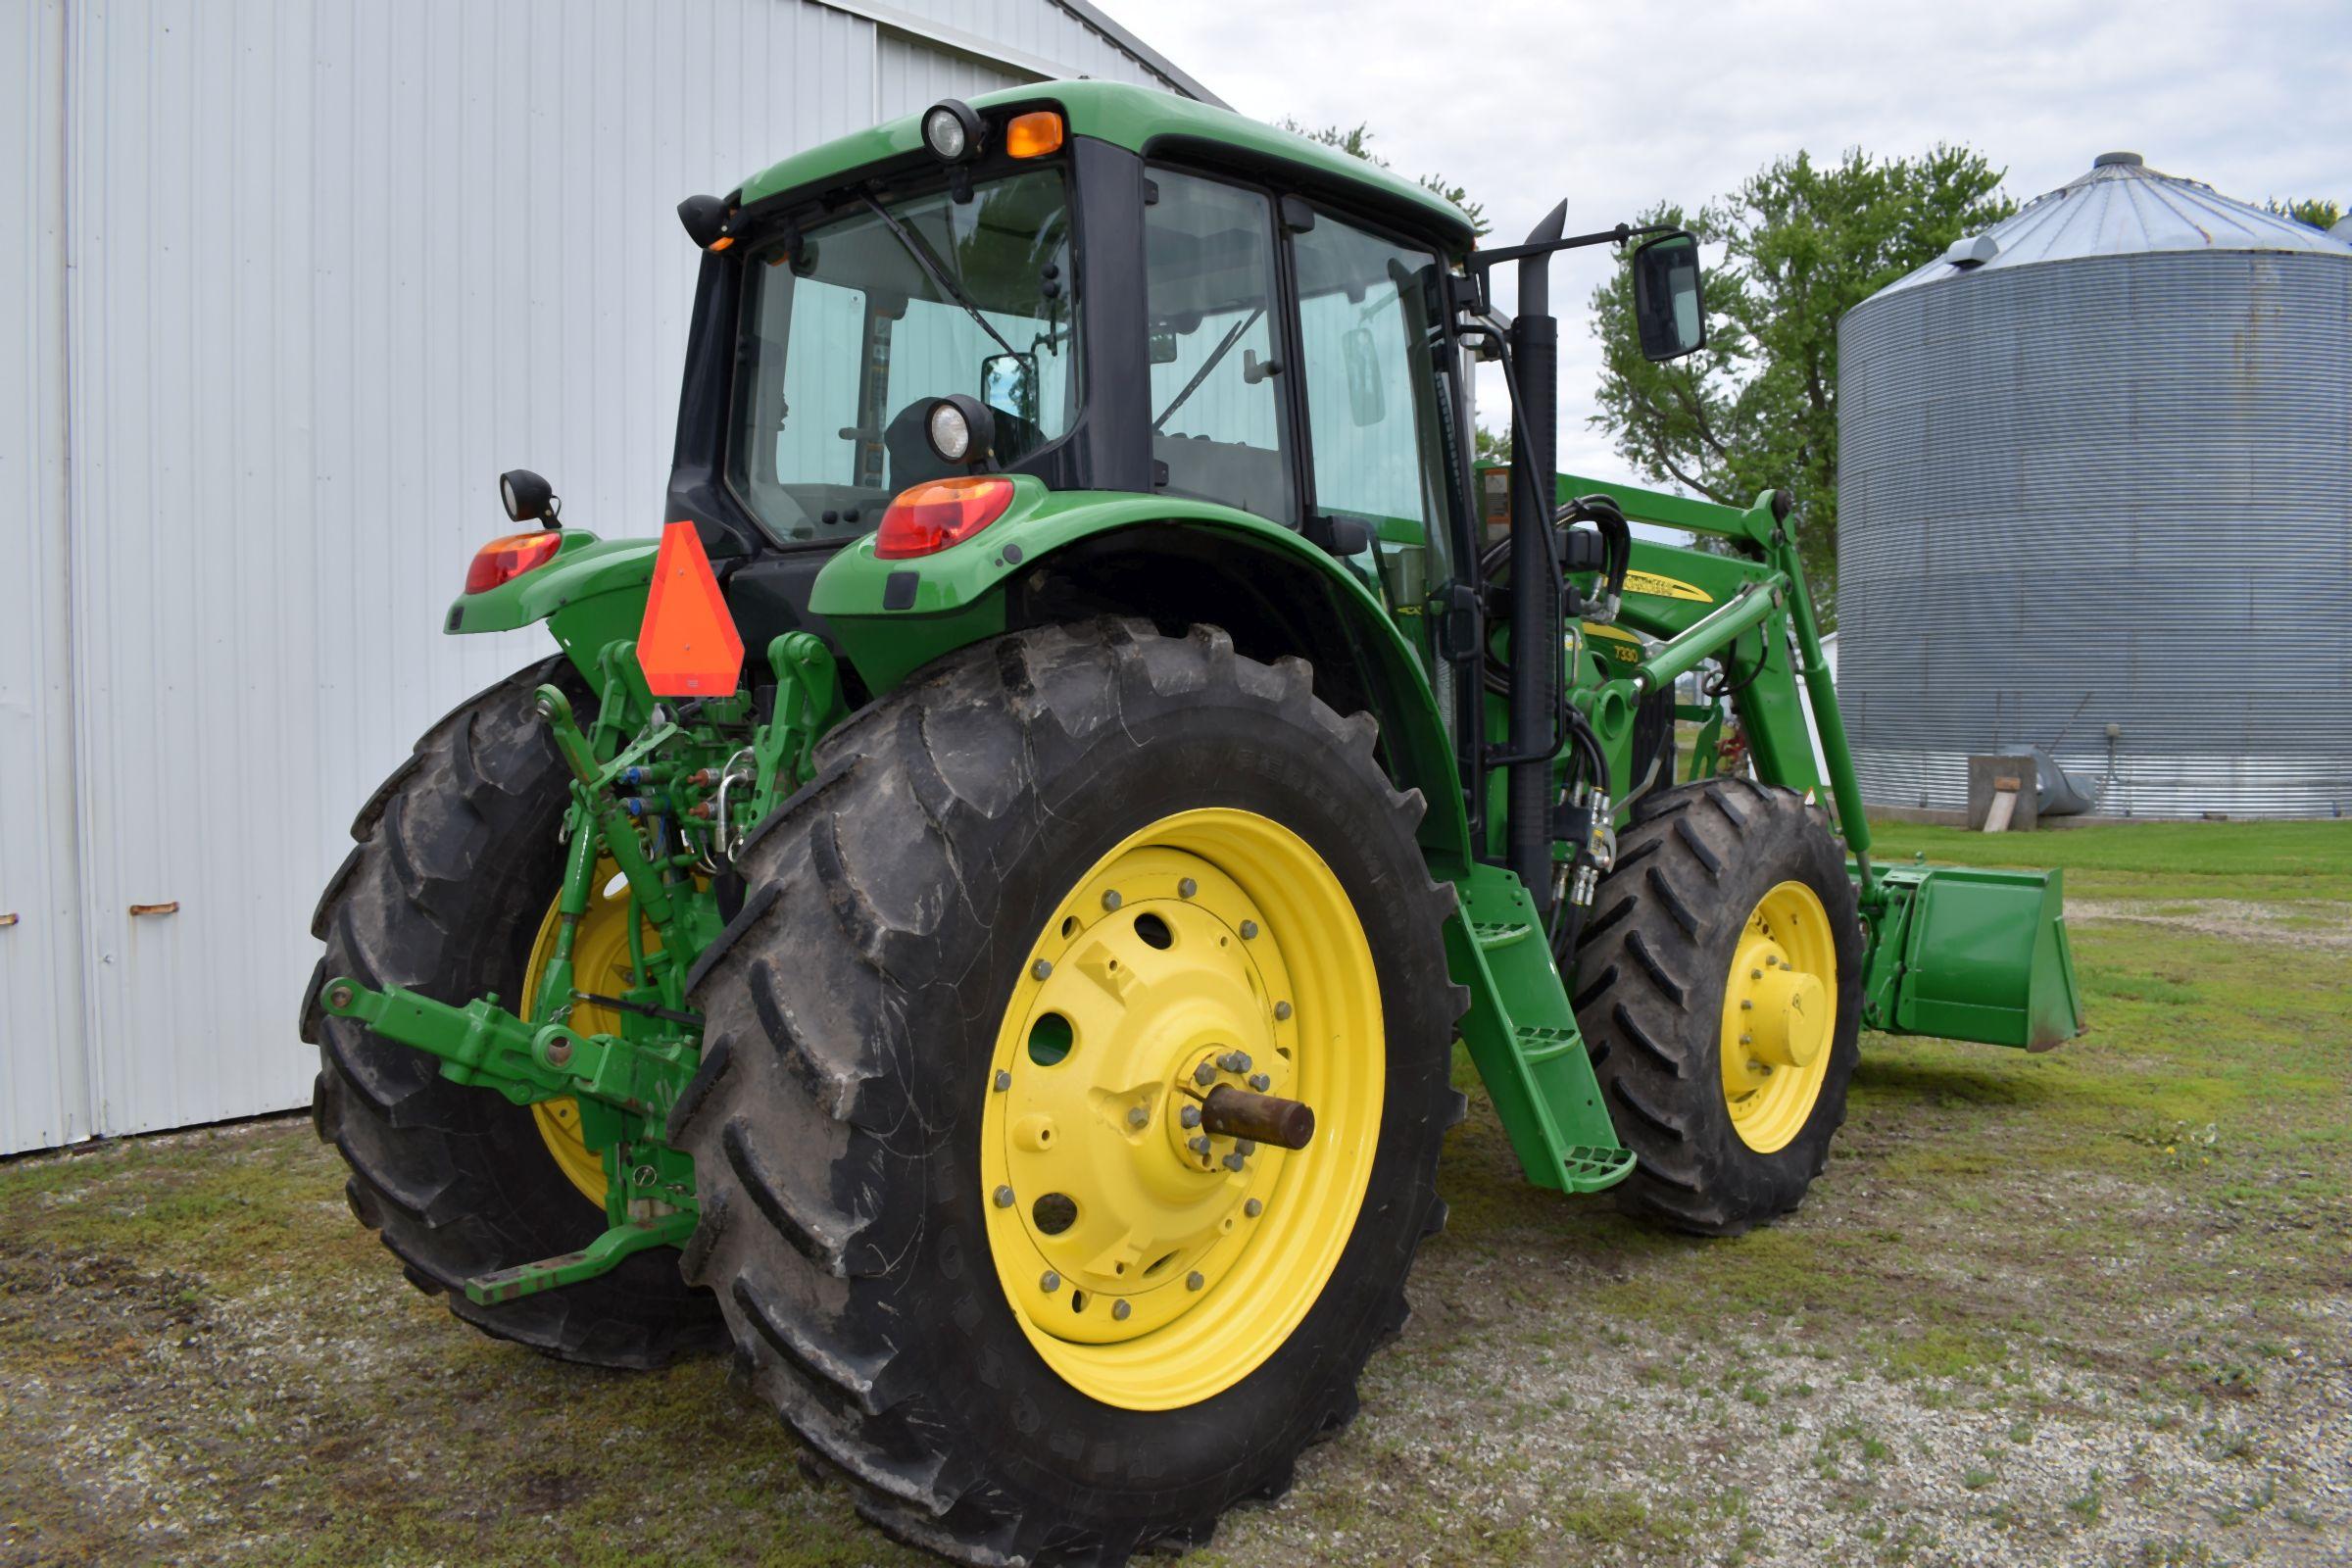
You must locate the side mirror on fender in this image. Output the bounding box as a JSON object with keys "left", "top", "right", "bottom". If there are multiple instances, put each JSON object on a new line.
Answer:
{"left": 1631, "top": 231, "right": 1707, "bottom": 363}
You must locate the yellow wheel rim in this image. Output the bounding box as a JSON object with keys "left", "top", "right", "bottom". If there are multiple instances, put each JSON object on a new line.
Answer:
{"left": 1719, "top": 879, "right": 1837, "bottom": 1154}
{"left": 522, "top": 863, "right": 655, "bottom": 1207}
{"left": 980, "top": 808, "right": 1384, "bottom": 1411}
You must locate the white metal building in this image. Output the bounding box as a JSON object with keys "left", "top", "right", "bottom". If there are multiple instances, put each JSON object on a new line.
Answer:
{"left": 1, "top": 0, "right": 1216, "bottom": 1155}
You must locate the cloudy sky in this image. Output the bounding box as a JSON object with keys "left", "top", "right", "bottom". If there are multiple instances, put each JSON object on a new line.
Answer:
{"left": 1098, "top": 0, "right": 2352, "bottom": 482}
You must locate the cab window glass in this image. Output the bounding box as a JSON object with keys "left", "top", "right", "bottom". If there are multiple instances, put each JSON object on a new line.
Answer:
{"left": 1292, "top": 216, "right": 1449, "bottom": 544}
{"left": 1143, "top": 170, "right": 1294, "bottom": 523}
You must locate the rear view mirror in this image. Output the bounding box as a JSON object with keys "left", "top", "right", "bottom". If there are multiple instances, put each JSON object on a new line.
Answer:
{"left": 1631, "top": 232, "right": 1707, "bottom": 362}
{"left": 1341, "top": 327, "right": 1384, "bottom": 427}
{"left": 1150, "top": 330, "right": 1180, "bottom": 365}
{"left": 981, "top": 353, "right": 1038, "bottom": 427}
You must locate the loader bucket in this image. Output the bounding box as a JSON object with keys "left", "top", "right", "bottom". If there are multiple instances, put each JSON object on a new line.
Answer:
{"left": 1869, "top": 864, "right": 2084, "bottom": 1051}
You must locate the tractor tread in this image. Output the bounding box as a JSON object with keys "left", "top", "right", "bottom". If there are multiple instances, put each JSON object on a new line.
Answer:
{"left": 303, "top": 656, "right": 724, "bottom": 1370}
{"left": 1574, "top": 776, "right": 1862, "bottom": 1237}
{"left": 670, "top": 619, "right": 1460, "bottom": 1566}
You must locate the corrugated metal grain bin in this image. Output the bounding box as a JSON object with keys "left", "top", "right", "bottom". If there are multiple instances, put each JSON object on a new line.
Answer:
{"left": 1837, "top": 153, "right": 2352, "bottom": 819}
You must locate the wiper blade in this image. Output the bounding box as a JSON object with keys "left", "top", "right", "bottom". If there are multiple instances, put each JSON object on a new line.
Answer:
{"left": 859, "top": 194, "right": 1016, "bottom": 359}
{"left": 1152, "top": 308, "right": 1262, "bottom": 431}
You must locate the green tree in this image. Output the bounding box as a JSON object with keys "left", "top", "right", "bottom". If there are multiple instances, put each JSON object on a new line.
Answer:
{"left": 1588, "top": 147, "right": 2015, "bottom": 606}
{"left": 1275, "top": 119, "right": 1489, "bottom": 238}
{"left": 2267, "top": 196, "right": 2345, "bottom": 231}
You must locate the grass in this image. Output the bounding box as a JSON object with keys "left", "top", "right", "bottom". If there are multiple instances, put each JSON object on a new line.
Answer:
{"left": 4, "top": 818, "right": 2348, "bottom": 1566}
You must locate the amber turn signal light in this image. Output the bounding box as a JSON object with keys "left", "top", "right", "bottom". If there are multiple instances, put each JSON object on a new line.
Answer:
{"left": 1004, "top": 111, "right": 1064, "bottom": 160}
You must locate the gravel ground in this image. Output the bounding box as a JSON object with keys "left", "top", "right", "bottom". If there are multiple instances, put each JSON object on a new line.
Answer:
{"left": 3, "top": 829, "right": 2347, "bottom": 1567}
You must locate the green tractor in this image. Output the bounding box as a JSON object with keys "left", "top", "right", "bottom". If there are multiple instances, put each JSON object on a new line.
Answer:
{"left": 305, "top": 82, "right": 2082, "bottom": 1563}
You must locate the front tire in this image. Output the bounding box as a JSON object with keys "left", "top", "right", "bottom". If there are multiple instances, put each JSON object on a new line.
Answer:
{"left": 669, "top": 620, "right": 1465, "bottom": 1564}
{"left": 1572, "top": 776, "right": 1862, "bottom": 1236}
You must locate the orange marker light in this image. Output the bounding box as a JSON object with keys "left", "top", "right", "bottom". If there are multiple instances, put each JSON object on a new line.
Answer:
{"left": 464, "top": 531, "right": 563, "bottom": 594}
{"left": 637, "top": 520, "right": 746, "bottom": 696}
{"left": 1004, "top": 111, "right": 1064, "bottom": 160}
{"left": 875, "top": 476, "right": 1015, "bottom": 560}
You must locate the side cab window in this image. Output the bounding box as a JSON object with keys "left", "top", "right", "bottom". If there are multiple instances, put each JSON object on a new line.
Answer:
{"left": 1141, "top": 170, "right": 1296, "bottom": 524}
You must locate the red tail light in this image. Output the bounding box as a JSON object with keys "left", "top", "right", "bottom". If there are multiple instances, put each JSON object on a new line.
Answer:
{"left": 874, "top": 476, "right": 1015, "bottom": 560}
{"left": 465, "top": 530, "right": 563, "bottom": 594}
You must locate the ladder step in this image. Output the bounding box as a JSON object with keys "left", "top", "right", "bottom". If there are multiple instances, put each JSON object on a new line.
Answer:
{"left": 1473, "top": 919, "right": 1534, "bottom": 951}
{"left": 1513, "top": 1022, "right": 1579, "bottom": 1063}
{"left": 1557, "top": 1144, "right": 1639, "bottom": 1193}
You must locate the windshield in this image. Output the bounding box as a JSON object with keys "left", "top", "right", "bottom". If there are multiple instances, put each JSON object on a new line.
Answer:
{"left": 729, "top": 169, "right": 1079, "bottom": 544}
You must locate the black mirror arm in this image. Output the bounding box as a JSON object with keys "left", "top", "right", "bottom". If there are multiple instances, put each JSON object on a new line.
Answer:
{"left": 1462, "top": 220, "right": 1682, "bottom": 275}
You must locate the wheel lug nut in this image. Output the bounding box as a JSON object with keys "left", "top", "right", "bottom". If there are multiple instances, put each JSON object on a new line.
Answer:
{"left": 1751, "top": 968, "right": 1764, "bottom": 980}
{"left": 1194, "top": 1062, "right": 1215, "bottom": 1087}
{"left": 993, "top": 1185, "right": 1015, "bottom": 1207}
{"left": 1041, "top": 1270, "right": 1060, "bottom": 1293}
{"left": 1186, "top": 1271, "right": 1205, "bottom": 1292}
{"left": 1180, "top": 1104, "right": 1201, "bottom": 1129}
{"left": 1178, "top": 877, "right": 1198, "bottom": 899}
{"left": 1274, "top": 1002, "right": 1292, "bottom": 1021}
{"left": 1223, "top": 1152, "right": 1247, "bottom": 1171}
{"left": 1740, "top": 1000, "right": 1753, "bottom": 1011}
{"left": 1248, "top": 1073, "right": 1270, "bottom": 1092}
{"left": 1111, "top": 1299, "right": 1132, "bottom": 1321}
{"left": 1236, "top": 1140, "right": 1256, "bottom": 1155}
{"left": 1102, "top": 890, "right": 1122, "bottom": 911}
{"left": 1126, "top": 1104, "right": 1150, "bottom": 1129}
{"left": 1244, "top": 1199, "right": 1263, "bottom": 1217}
{"left": 1033, "top": 958, "right": 1054, "bottom": 980}
{"left": 1218, "top": 1051, "right": 1251, "bottom": 1073}
{"left": 1240, "top": 920, "right": 1258, "bottom": 940}
{"left": 994, "top": 1069, "right": 1011, "bottom": 1092}
{"left": 1190, "top": 1135, "right": 1211, "bottom": 1156}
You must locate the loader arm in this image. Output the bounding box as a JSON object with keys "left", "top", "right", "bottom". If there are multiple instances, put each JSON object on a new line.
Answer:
{"left": 1555, "top": 472, "right": 2084, "bottom": 1052}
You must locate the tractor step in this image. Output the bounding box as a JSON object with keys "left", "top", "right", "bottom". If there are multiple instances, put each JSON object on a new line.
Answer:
{"left": 1472, "top": 919, "right": 1535, "bottom": 951}
{"left": 1446, "top": 864, "right": 1635, "bottom": 1195}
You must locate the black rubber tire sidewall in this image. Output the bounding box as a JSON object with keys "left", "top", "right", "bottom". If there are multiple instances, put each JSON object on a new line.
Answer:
{"left": 304, "top": 659, "right": 722, "bottom": 1365}
{"left": 1575, "top": 778, "right": 1863, "bottom": 1235}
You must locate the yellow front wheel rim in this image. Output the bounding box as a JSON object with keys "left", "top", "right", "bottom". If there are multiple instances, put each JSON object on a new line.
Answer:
{"left": 980, "top": 808, "right": 1384, "bottom": 1411}
{"left": 1719, "top": 879, "right": 1837, "bottom": 1153}
{"left": 522, "top": 864, "right": 653, "bottom": 1207}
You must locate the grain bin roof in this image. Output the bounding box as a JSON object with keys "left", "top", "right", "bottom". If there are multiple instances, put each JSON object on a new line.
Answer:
{"left": 1872, "top": 151, "right": 2352, "bottom": 298}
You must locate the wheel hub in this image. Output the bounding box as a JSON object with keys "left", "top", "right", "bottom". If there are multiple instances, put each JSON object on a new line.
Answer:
{"left": 1719, "top": 879, "right": 1838, "bottom": 1152}
{"left": 992, "top": 847, "right": 1296, "bottom": 1346}
{"left": 979, "top": 808, "right": 1385, "bottom": 1410}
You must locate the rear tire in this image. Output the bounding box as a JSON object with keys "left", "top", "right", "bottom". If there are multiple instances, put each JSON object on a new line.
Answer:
{"left": 301, "top": 659, "right": 724, "bottom": 1368}
{"left": 669, "top": 619, "right": 1465, "bottom": 1565}
{"left": 1572, "top": 776, "right": 1861, "bottom": 1236}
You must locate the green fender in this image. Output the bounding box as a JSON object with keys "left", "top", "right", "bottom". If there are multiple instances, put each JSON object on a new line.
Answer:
{"left": 442, "top": 530, "right": 659, "bottom": 686}
{"left": 809, "top": 476, "right": 1473, "bottom": 868}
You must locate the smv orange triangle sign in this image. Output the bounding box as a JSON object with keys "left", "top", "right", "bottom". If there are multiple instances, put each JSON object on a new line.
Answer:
{"left": 637, "top": 520, "right": 745, "bottom": 697}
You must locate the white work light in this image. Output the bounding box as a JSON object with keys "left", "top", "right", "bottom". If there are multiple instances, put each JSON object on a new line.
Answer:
{"left": 923, "top": 100, "right": 984, "bottom": 163}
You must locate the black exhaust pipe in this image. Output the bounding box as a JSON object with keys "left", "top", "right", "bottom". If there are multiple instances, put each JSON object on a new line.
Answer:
{"left": 1507, "top": 201, "right": 1566, "bottom": 915}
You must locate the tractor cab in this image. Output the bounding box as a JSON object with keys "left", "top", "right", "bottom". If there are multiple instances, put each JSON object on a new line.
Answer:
{"left": 645, "top": 86, "right": 1498, "bottom": 647}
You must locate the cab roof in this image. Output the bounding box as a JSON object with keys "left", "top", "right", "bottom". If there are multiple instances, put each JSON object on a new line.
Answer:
{"left": 736, "top": 79, "right": 1478, "bottom": 251}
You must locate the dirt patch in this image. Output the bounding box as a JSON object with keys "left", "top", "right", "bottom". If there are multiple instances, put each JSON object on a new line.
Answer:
{"left": 4, "top": 871, "right": 2348, "bottom": 1566}
{"left": 2072, "top": 898, "right": 2352, "bottom": 952}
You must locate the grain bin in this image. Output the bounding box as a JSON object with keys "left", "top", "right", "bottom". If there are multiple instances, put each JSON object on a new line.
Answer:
{"left": 1837, "top": 153, "right": 2352, "bottom": 818}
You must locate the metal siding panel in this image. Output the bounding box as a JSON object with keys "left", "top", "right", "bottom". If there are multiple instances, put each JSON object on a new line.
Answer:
{"left": 40, "top": 0, "right": 889, "bottom": 1151}
{"left": 875, "top": 29, "right": 1026, "bottom": 116}
{"left": 1, "top": 0, "right": 92, "bottom": 1154}
{"left": 1838, "top": 250, "right": 2352, "bottom": 818}
{"left": 24, "top": 0, "right": 1187, "bottom": 1152}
